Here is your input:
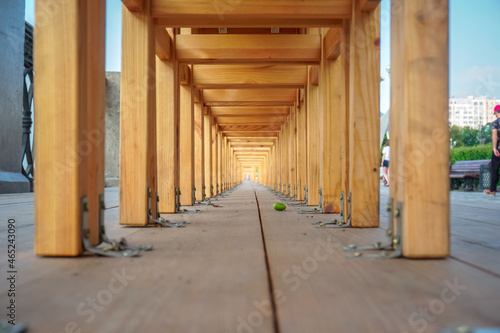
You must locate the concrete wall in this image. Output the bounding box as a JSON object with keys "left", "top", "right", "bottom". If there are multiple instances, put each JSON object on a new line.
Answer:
{"left": 0, "top": 0, "right": 30, "bottom": 193}
{"left": 105, "top": 72, "right": 121, "bottom": 187}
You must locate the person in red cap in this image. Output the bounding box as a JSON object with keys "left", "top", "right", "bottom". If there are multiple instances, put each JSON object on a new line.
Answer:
{"left": 484, "top": 104, "right": 500, "bottom": 196}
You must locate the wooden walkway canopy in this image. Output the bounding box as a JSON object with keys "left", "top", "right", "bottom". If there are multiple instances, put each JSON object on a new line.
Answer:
{"left": 34, "top": 0, "right": 449, "bottom": 258}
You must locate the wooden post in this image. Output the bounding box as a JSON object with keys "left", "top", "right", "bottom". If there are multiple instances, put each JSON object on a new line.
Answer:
{"left": 401, "top": 0, "right": 449, "bottom": 257}
{"left": 194, "top": 102, "right": 204, "bottom": 201}
{"left": 307, "top": 65, "right": 320, "bottom": 206}
{"left": 119, "top": 0, "right": 157, "bottom": 226}
{"left": 179, "top": 64, "right": 195, "bottom": 206}
{"left": 204, "top": 114, "right": 213, "bottom": 198}
{"left": 340, "top": 20, "right": 351, "bottom": 223}
{"left": 289, "top": 106, "right": 297, "bottom": 198}
{"left": 217, "top": 130, "right": 222, "bottom": 193}
{"left": 321, "top": 27, "right": 345, "bottom": 214}
{"left": 34, "top": 0, "right": 105, "bottom": 255}
{"left": 296, "top": 93, "right": 307, "bottom": 201}
{"left": 212, "top": 124, "right": 218, "bottom": 195}
{"left": 156, "top": 28, "right": 178, "bottom": 213}
{"left": 348, "top": 2, "right": 380, "bottom": 227}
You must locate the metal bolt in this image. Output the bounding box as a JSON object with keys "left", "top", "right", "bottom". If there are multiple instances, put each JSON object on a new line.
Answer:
{"left": 394, "top": 209, "right": 400, "bottom": 218}
{"left": 386, "top": 203, "right": 392, "bottom": 212}
{"left": 353, "top": 252, "right": 362, "bottom": 257}
{"left": 347, "top": 244, "right": 357, "bottom": 250}
{"left": 386, "top": 229, "right": 393, "bottom": 237}
{"left": 374, "top": 241, "right": 382, "bottom": 248}
{"left": 393, "top": 237, "right": 400, "bottom": 245}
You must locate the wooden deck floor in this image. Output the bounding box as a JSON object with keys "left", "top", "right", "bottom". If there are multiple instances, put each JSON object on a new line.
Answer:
{"left": 1, "top": 182, "right": 500, "bottom": 333}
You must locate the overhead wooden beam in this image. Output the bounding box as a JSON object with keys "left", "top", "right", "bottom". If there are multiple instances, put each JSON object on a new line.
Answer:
{"left": 224, "top": 132, "right": 278, "bottom": 137}
{"left": 152, "top": 0, "right": 349, "bottom": 27}
{"left": 309, "top": 65, "right": 319, "bottom": 86}
{"left": 119, "top": 0, "right": 157, "bottom": 226}
{"left": 324, "top": 27, "right": 342, "bottom": 60}
{"left": 203, "top": 89, "right": 297, "bottom": 107}
{"left": 359, "top": 0, "right": 381, "bottom": 11}
{"left": 179, "top": 63, "right": 190, "bottom": 86}
{"left": 192, "top": 65, "right": 307, "bottom": 89}
{"left": 219, "top": 125, "right": 282, "bottom": 132}
{"left": 176, "top": 35, "right": 321, "bottom": 63}
{"left": 122, "top": 0, "right": 144, "bottom": 12}
{"left": 216, "top": 116, "right": 287, "bottom": 125}
{"left": 228, "top": 137, "right": 277, "bottom": 142}
{"left": 155, "top": 26, "right": 171, "bottom": 60}
{"left": 211, "top": 106, "right": 290, "bottom": 117}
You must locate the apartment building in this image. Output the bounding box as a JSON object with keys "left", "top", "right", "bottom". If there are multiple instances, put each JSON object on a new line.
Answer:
{"left": 449, "top": 96, "right": 500, "bottom": 128}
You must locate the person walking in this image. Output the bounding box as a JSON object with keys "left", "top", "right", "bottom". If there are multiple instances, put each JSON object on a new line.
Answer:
{"left": 381, "top": 139, "right": 390, "bottom": 187}
{"left": 484, "top": 105, "right": 500, "bottom": 196}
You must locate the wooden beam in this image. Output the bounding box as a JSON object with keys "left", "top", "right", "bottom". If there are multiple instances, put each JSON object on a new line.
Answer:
{"left": 155, "top": 26, "right": 171, "bottom": 60}
{"left": 34, "top": 0, "right": 105, "bottom": 255}
{"left": 324, "top": 27, "right": 342, "bottom": 60}
{"left": 176, "top": 35, "right": 321, "bottom": 63}
{"left": 224, "top": 132, "right": 278, "bottom": 137}
{"left": 348, "top": 2, "right": 380, "bottom": 227}
{"left": 296, "top": 100, "right": 308, "bottom": 201}
{"left": 309, "top": 65, "right": 319, "bottom": 86}
{"left": 179, "top": 63, "right": 191, "bottom": 86}
{"left": 194, "top": 102, "right": 204, "bottom": 201}
{"left": 211, "top": 106, "right": 290, "bottom": 117}
{"left": 216, "top": 116, "right": 287, "bottom": 125}
{"left": 192, "top": 65, "right": 307, "bottom": 89}
{"left": 211, "top": 123, "right": 218, "bottom": 196}
{"left": 152, "top": 0, "right": 349, "bottom": 27}
{"left": 219, "top": 125, "right": 282, "bottom": 132}
{"left": 340, "top": 21, "right": 351, "bottom": 221}
{"left": 359, "top": 0, "right": 380, "bottom": 11}
{"left": 203, "top": 89, "right": 297, "bottom": 107}
{"left": 402, "top": 0, "right": 449, "bottom": 258}
{"left": 122, "top": 0, "right": 144, "bottom": 12}
{"left": 119, "top": 0, "right": 157, "bottom": 226}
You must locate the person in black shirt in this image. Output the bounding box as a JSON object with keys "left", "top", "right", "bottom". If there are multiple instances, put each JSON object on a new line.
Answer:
{"left": 484, "top": 105, "right": 500, "bottom": 196}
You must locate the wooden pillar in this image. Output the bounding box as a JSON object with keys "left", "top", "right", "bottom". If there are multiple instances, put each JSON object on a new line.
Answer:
{"left": 156, "top": 29, "right": 178, "bottom": 213}
{"left": 179, "top": 65, "right": 194, "bottom": 206}
{"left": 217, "top": 131, "right": 222, "bottom": 192}
{"left": 321, "top": 27, "right": 345, "bottom": 214}
{"left": 34, "top": 0, "right": 105, "bottom": 255}
{"left": 212, "top": 124, "right": 218, "bottom": 196}
{"left": 348, "top": 2, "right": 380, "bottom": 227}
{"left": 119, "top": 0, "right": 157, "bottom": 226}
{"left": 307, "top": 65, "right": 320, "bottom": 206}
{"left": 401, "top": 0, "right": 450, "bottom": 257}
{"left": 204, "top": 114, "right": 213, "bottom": 198}
{"left": 194, "top": 102, "right": 204, "bottom": 201}
{"left": 340, "top": 21, "right": 351, "bottom": 222}
{"left": 289, "top": 106, "right": 297, "bottom": 198}
{"left": 297, "top": 92, "right": 307, "bottom": 201}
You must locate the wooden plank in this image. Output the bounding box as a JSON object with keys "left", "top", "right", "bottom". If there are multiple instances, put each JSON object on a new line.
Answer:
{"left": 119, "top": 0, "right": 157, "bottom": 226}
{"left": 296, "top": 98, "right": 308, "bottom": 201}
{"left": 220, "top": 125, "right": 282, "bottom": 132}
{"left": 179, "top": 71, "right": 195, "bottom": 206}
{"left": 193, "top": 65, "right": 307, "bottom": 89}
{"left": 122, "top": 0, "right": 144, "bottom": 12}
{"left": 156, "top": 29, "right": 178, "bottom": 214}
{"left": 194, "top": 103, "right": 205, "bottom": 202}
{"left": 309, "top": 65, "right": 319, "bottom": 86}
{"left": 340, "top": 20, "right": 351, "bottom": 226}
{"left": 321, "top": 27, "right": 344, "bottom": 214}
{"left": 348, "top": 2, "right": 380, "bottom": 227}
{"left": 224, "top": 132, "right": 278, "bottom": 138}
{"left": 216, "top": 116, "right": 287, "bottom": 125}
{"left": 359, "top": 0, "right": 381, "bottom": 11}
{"left": 307, "top": 65, "right": 321, "bottom": 205}
{"left": 34, "top": 0, "right": 103, "bottom": 255}
{"left": 211, "top": 106, "right": 290, "bottom": 117}
{"left": 203, "top": 89, "right": 297, "bottom": 106}
{"left": 402, "top": 0, "right": 449, "bottom": 258}
{"left": 324, "top": 27, "right": 342, "bottom": 60}
{"left": 204, "top": 115, "right": 213, "bottom": 198}
{"left": 155, "top": 26, "right": 171, "bottom": 60}
{"left": 152, "top": 1, "right": 348, "bottom": 27}
{"left": 255, "top": 186, "right": 500, "bottom": 333}
{"left": 176, "top": 34, "right": 321, "bottom": 64}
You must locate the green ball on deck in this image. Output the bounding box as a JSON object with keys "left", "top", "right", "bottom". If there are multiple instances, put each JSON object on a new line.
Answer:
{"left": 273, "top": 203, "right": 286, "bottom": 211}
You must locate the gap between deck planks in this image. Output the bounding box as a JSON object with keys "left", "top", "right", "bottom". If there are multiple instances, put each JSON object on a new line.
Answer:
{"left": 254, "top": 184, "right": 500, "bottom": 333}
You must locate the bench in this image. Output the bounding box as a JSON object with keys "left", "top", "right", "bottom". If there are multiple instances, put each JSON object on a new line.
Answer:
{"left": 449, "top": 159, "right": 491, "bottom": 191}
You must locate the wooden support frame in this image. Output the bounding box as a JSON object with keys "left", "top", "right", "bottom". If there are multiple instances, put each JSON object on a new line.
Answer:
{"left": 34, "top": 0, "right": 106, "bottom": 255}
{"left": 400, "top": 0, "right": 450, "bottom": 258}
{"left": 296, "top": 95, "right": 308, "bottom": 201}
{"left": 119, "top": 0, "right": 158, "bottom": 225}
{"left": 348, "top": 2, "right": 380, "bottom": 227}
{"left": 179, "top": 65, "right": 195, "bottom": 206}
{"left": 204, "top": 115, "right": 213, "bottom": 198}
{"left": 194, "top": 102, "right": 205, "bottom": 201}
{"left": 307, "top": 64, "right": 321, "bottom": 205}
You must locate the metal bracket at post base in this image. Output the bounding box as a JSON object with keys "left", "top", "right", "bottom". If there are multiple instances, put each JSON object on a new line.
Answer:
{"left": 148, "top": 188, "right": 187, "bottom": 226}
{"left": 298, "top": 188, "right": 323, "bottom": 214}
{"left": 314, "top": 191, "right": 351, "bottom": 228}
{"left": 81, "top": 196, "right": 147, "bottom": 258}
{"left": 210, "top": 184, "right": 214, "bottom": 198}
{"left": 342, "top": 200, "right": 402, "bottom": 259}
{"left": 202, "top": 185, "right": 206, "bottom": 202}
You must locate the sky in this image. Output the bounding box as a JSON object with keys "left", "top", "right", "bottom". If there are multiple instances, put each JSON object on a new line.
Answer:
{"left": 24, "top": 0, "right": 500, "bottom": 114}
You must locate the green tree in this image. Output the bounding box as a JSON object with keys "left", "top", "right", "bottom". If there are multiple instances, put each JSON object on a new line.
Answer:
{"left": 460, "top": 126, "right": 479, "bottom": 147}
{"left": 449, "top": 124, "right": 463, "bottom": 147}
{"left": 478, "top": 123, "right": 492, "bottom": 146}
